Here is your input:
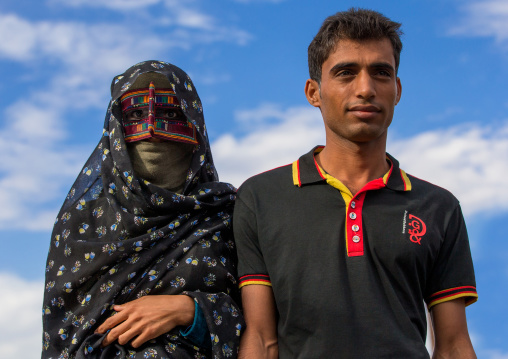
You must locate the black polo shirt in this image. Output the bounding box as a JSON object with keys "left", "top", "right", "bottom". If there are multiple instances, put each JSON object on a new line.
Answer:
{"left": 234, "top": 146, "right": 477, "bottom": 359}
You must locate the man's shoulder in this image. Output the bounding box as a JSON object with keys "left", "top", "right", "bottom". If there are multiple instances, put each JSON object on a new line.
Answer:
{"left": 238, "top": 146, "right": 320, "bottom": 193}
{"left": 237, "top": 163, "right": 293, "bottom": 198}
{"left": 241, "top": 163, "right": 292, "bottom": 187}
{"left": 405, "top": 172, "right": 460, "bottom": 206}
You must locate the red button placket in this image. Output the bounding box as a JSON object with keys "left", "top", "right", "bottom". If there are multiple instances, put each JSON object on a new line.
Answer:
{"left": 345, "top": 178, "right": 386, "bottom": 257}
{"left": 346, "top": 192, "right": 366, "bottom": 257}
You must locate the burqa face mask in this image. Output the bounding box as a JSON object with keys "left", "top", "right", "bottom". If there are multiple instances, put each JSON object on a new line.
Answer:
{"left": 121, "top": 72, "right": 197, "bottom": 192}
{"left": 120, "top": 80, "right": 197, "bottom": 145}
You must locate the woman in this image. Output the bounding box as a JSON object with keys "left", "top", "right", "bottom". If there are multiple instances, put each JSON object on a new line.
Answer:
{"left": 42, "top": 61, "right": 243, "bottom": 358}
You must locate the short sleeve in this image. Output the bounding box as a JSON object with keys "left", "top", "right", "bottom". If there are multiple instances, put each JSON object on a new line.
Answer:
{"left": 233, "top": 187, "right": 271, "bottom": 288}
{"left": 425, "top": 204, "right": 478, "bottom": 309}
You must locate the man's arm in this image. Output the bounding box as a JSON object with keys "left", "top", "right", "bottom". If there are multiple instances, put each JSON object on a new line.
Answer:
{"left": 430, "top": 298, "right": 476, "bottom": 359}
{"left": 239, "top": 285, "right": 278, "bottom": 359}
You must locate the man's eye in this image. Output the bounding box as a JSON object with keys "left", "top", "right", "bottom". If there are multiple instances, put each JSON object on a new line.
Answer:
{"left": 337, "top": 70, "right": 353, "bottom": 77}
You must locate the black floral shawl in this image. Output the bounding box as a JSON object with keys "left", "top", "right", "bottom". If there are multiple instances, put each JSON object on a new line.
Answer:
{"left": 42, "top": 61, "right": 244, "bottom": 359}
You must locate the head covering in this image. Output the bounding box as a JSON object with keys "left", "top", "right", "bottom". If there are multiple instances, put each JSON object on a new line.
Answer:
{"left": 42, "top": 61, "right": 243, "bottom": 359}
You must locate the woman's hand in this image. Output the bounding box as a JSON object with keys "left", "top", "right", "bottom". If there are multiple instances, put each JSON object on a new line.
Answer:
{"left": 96, "top": 295, "right": 195, "bottom": 348}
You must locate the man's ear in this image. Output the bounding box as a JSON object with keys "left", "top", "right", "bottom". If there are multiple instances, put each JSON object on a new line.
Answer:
{"left": 305, "top": 79, "right": 321, "bottom": 108}
{"left": 395, "top": 77, "right": 402, "bottom": 105}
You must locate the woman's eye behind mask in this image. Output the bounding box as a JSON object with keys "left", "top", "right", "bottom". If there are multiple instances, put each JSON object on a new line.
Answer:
{"left": 124, "top": 108, "right": 185, "bottom": 122}
{"left": 125, "top": 109, "right": 145, "bottom": 121}
{"left": 158, "top": 109, "right": 184, "bottom": 120}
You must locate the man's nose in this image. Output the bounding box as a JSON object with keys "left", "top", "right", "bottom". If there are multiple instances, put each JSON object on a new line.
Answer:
{"left": 355, "top": 71, "right": 376, "bottom": 100}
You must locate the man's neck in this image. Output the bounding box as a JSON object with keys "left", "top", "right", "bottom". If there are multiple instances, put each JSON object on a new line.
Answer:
{"left": 315, "top": 137, "right": 389, "bottom": 196}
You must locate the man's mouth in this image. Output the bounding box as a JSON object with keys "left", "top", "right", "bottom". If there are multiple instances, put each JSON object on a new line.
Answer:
{"left": 348, "top": 105, "right": 380, "bottom": 112}
{"left": 348, "top": 104, "right": 381, "bottom": 119}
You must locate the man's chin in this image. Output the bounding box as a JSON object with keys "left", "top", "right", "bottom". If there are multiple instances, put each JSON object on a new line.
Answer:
{"left": 347, "top": 129, "right": 388, "bottom": 144}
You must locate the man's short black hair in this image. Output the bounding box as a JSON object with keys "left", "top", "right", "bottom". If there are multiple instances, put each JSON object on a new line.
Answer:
{"left": 308, "top": 8, "right": 403, "bottom": 83}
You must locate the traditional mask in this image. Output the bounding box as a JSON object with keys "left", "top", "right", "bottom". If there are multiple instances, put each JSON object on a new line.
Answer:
{"left": 120, "top": 81, "right": 197, "bottom": 144}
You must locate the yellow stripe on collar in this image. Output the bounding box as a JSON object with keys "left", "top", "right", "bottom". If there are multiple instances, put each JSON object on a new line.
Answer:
{"left": 400, "top": 169, "right": 412, "bottom": 191}
{"left": 292, "top": 161, "right": 300, "bottom": 186}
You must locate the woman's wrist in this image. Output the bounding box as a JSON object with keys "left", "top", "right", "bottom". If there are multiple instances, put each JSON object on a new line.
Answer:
{"left": 176, "top": 295, "right": 196, "bottom": 327}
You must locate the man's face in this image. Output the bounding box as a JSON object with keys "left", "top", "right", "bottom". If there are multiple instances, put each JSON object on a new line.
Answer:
{"left": 306, "top": 38, "right": 401, "bottom": 145}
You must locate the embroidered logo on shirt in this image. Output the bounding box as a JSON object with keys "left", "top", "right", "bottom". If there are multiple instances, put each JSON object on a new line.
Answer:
{"left": 402, "top": 210, "right": 408, "bottom": 234}
{"left": 408, "top": 214, "right": 426, "bottom": 245}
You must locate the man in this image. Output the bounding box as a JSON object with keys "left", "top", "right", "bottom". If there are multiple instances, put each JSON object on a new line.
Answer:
{"left": 234, "top": 8, "right": 477, "bottom": 359}
{"left": 42, "top": 61, "right": 243, "bottom": 358}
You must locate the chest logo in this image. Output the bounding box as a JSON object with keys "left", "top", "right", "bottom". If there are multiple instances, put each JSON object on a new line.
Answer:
{"left": 408, "top": 214, "right": 426, "bottom": 245}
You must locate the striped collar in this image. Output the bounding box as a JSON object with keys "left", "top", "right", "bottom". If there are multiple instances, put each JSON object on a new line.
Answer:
{"left": 292, "top": 146, "right": 411, "bottom": 192}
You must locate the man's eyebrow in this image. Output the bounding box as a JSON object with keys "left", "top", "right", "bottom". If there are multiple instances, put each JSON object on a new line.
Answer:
{"left": 370, "top": 62, "right": 395, "bottom": 72}
{"left": 329, "top": 62, "right": 358, "bottom": 74}
{"left": 329, "top": 61, "right": 395, "bottom": 74}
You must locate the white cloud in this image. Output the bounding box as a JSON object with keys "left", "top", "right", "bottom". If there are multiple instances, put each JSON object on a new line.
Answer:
{"left": 0, "top": 273, "right": 43, "bottom": 357}
{"left": 0, "top": 14, "right": 39, "bottom": 60}
{"left": 170, "top": 5, "right": 216, "bottom": 31}
{"left": 212, "top": 104, "right": 325, "bottom": 186}
{"left": 0, "top": 13, "right": 163, "bottom": 75}
{"left": 470, "top": 329, "right": 508, "bottom": 359}
{"left": 0, "top": 102, "right": 88, "bottom": 231}
{"left": 482, "top": 351, "right": 508, "bottom": 359}
{"left": 160, "top": 0, "right": 253, "bottom": 44}
{"left": 44, "top": 0, "right": 252, "bottom": 46}
{"left": 0, "top": 11, "right": 250, "bottom": 73}
{"left": 0, "top": 10, "right": 250, "bottom": 119}
{"left": 48, "top": 0, "right": 161, "bottom": 10}
{"left": 388, "top": 122, "right": 508, "bottom": 216}
{"left": 0, "top": 9, "right": 250, "bottom": 231}
{"left": 426, "top": 107, "right": 463, "bottom": 123}
{"left": 449, "top": 0, "right": 508, "bottom": 44}
{"left": 193, "top": 72, "right": 231, "bottom": 86}
{"left": 49, "top": 0, "right": 217, "bottom": 31}
{"left": 213, "top": 104, "right": 508, "bottom": 219}
{"left": 232, "top": 0, "right": 286, "bottom": 3}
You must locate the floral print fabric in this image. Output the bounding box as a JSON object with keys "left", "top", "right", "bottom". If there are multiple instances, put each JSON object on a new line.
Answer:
{"left": 42, "top": 61, "right": 243, "bottom": 359}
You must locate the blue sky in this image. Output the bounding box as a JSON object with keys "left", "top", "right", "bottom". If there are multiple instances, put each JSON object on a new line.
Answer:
{"left": 0, "top": 0, "right": 507, "bottom": 356}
